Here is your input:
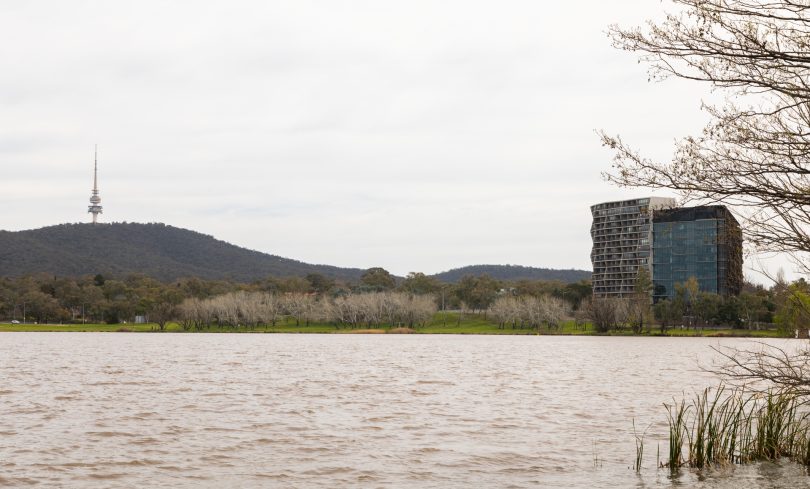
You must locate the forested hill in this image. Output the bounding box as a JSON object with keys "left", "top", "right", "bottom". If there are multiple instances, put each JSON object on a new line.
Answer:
{"left": 0, "top": 223, "right": 367, "bottom": 282}
{"left": 432, "top": 265, "right": 591, "bottom": 284}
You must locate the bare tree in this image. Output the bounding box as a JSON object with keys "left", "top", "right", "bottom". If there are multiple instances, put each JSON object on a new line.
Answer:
{"left": 214, "top": 293, "right": 241, "bottom": 328}
{"left": 710, "top": 343, "right": 810, "bottom": 398}
{"left": 178, "top": 297, "right": 202, "bottom": 331}
{"left": 281, "top": 293, "right": 315, "bottom": 326}
{"left": 407, "top": 294, "right": 438, "bottom": 328}
{"left": 150, "top": 302, "right": 177, "bottom": 331}
{"left": 237, "top": 291, "right": 262, "bottom": 329}
{"left": 489, "top": 295, "right": 569, "bottom": 331}
{"left": 332, "top": 295, "right": 361, "bottom": 328}
{"left": 600, "top": 0, "right": 810, "bottom": 270}
{"left": 585, "top": 298, "right": 627, "bottom": 333}
{"left": 490, "top": 296, "right": 520, "bottom": 329}
{"left": 257, "top": 293, "right": 281, "bottom": 327}
{"left": 178, "top": 290, "right": 437, "bottom": 331}
{"left": 602, "top": 0, "right": 810, "bottom": 393}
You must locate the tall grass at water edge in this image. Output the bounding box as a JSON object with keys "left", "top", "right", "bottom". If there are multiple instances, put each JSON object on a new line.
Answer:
{"left": 660, "top": 386, "right": 810, "bottom": 471}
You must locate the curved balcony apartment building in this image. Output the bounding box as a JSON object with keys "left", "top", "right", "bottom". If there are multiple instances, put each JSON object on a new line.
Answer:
{"left": 590, "top": 197, "right": 676, "bottom": 298}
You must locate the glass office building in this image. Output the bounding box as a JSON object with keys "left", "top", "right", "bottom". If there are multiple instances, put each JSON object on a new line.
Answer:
{"left": 651, "top": 206, "right": 742, "bottom": 301}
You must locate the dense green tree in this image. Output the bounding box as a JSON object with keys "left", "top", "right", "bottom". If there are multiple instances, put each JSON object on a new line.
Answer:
{"left": 455, "top": 275, "right": 500, "bottom": 313}
{"left": 400, "top": 272, "right": 441, "bottom": 295}
{"left": 52, "top": 278, "right": 84, "bottom": 311}
{"left": 148, "top": 288, "right": 185, "bottom": 331}
{"left": 717, "top": 295, "right": 743, "bottom": 328}
{"left": 278, "top": 277, "right": 311, "bottom": 294}
{"left": 561, "top": 281, "right": 592, "bottom": 310}
{"left": 305, "top": 273, "right": 335, "bottom": 294}
{"left": 436, "top": 283, "right": 455, "bottom": 311}
{"left": 513, "top": 279, "right": 559, "bottom": 298}
{"left": 628, "top": 267, "right": 652, "bottom": 333}
{"left": 360, "top": 267, "right": 396, "bottom": 291}
{"left": 653, "top": 299, "right": 679, "bottom": 333}
{"left": 177, "top": 277, "right": 236, "bottom": 298}
{"left": 738, "top": 292, "right": 774, "bottom": 327}
{"left": 670, "top": 282, "right": 691, "bottom": 327}
{"left": 19, "top": 289, "right": 63, "bottom": 323}
{"left": 774, "top": 281, "right": 810, "bottom": 336}
{"left": 693, "top": 292, "right": 722, "bottom": 327}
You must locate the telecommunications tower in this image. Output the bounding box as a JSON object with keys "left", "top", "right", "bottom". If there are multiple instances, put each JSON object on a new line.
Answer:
{"left": 88, "top": 145, "right": 103, "bottom": 223}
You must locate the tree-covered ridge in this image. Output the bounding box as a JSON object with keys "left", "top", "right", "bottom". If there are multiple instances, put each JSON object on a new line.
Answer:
{"left": 0, "top": 222, "right": 367, "bottom": 282}
{"left": 432, "top": 264, "right": 590, "bottom": 284}
{"left": 0, "top": 223, "right": 591, "bottom": 284}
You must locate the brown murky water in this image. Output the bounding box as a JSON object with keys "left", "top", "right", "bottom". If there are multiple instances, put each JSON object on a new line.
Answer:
{"left": 1, "top": 333, "right": 809, "bottom": 488}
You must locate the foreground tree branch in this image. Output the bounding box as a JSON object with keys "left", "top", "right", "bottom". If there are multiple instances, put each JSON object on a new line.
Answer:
{"left": 710, "top": 342, "right": 810, "bottom": 398}
{"left": 601, "top": 0, "right": 810, "bottom": 271}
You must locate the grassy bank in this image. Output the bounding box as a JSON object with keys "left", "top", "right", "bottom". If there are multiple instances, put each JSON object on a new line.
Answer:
{"left": 0, "top": 312, "right": 791, "bottom": 337}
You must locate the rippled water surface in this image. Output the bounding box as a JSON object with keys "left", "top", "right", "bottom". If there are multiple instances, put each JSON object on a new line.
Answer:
{"left": 1, "top": 333, "right": 809, "bottom": 488}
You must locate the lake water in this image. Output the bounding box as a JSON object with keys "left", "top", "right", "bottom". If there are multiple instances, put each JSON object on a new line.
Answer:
{"left": 1, "top": 333, "right": 809, "bottom": 488}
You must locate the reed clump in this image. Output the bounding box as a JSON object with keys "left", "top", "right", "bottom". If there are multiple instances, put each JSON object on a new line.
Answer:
{"left": 663, "top": 386, "right": 810, "bottom": 470}
{"left": 632, "top": 419, "right": 647, "bottom": 472}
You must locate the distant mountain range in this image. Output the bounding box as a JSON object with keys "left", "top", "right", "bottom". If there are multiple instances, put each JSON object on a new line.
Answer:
{"left": 432, "top": 265, "right": 590, "bottom": 283}
{"left": 0, "top": 223, "right": 366, "bottom": 282}
{"left": 0, "top": 223, "right": 591, "bottom": 283}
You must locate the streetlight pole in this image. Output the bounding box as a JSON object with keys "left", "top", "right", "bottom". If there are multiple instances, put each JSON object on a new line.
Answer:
{"left": 22, "top": 302, "right": 26, "bottom": 324}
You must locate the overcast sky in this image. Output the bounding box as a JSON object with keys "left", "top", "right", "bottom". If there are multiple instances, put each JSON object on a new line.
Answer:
{"left": 0, "top": 1, "right": 793, "bottom": 281}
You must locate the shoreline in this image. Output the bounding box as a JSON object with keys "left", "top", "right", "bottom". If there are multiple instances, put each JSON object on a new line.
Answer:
{"left": 0, "top": 322, "right": 789, "bottom": 338}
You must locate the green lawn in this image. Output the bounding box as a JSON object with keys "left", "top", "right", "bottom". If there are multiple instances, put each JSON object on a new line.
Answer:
{"left": 0, "top": 313, "right": 791, "bottom": 337}
{"left": 0, "top": 322, "right": 159, "bottom": 332}
{"left": 651, "top": 326, "right": 786, "bottom": 338}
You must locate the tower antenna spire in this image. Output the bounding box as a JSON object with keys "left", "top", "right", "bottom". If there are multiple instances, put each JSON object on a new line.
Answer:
{"left": 88, "top": 145, "right": 103, "bottom": 223}
{"left": 93, "top": 144, "right": 98, "bottom": 191}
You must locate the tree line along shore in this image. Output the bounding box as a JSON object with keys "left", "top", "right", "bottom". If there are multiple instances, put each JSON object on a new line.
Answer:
{"left": 0, "top": 267, "right": 800, "bottom": 337}
{"left": 0, "top": 312, "right": 787, "bottom": 337}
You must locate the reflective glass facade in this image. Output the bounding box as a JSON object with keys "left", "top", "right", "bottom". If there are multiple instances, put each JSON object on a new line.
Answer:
{"left": 651, "top": 206, "right": 742, "bottom": 301}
